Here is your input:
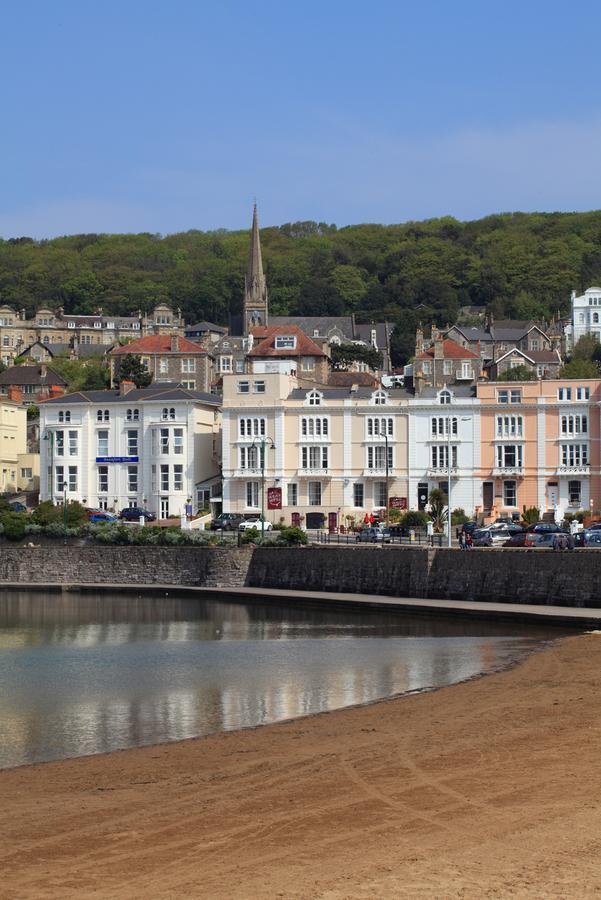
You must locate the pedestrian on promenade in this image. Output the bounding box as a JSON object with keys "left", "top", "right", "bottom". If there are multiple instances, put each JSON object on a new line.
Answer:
{"left": 458, "top": 530, "right": 466, "bottom": 550}
{"left": 465, "top": 531, "right": 473, "bottom": 550}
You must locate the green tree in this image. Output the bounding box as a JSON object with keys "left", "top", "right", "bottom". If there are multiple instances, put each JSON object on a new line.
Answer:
{"left": 117, "top": 353, "right": 153, "bottom": 388}
{"left": 572, "top": 335, "right": 601, "bottom": 361}
{"left": 498, "top": 365, "right": 536, "bottom": 381}
{"left": 560, "top": 359, "right": 599, "bottom": 378}
{"left": 330, "top": 342, "right": 383, "bottom": 371}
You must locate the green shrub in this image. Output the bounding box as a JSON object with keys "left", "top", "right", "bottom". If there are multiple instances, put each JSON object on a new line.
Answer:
{"left": 0, "top": 512, "right": 27, "bottom": 541}
{"left": 277, "top": 526, "right": 308, "bottom": 545}
{"left": 451, "top": 508, "right": 469, "bottom": 525}
{"left": 399, "top": 510, "right": 428, "bottom": 528}
{"left": 32, "top": 500, "right": 87, "bottom": 528}
{"left": 240, "top": 527, "right": 260, "bottom": 544}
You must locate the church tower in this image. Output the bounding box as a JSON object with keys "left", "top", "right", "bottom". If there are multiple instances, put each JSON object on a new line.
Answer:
{"left": 243, "top": 203, "right": 268, "bottom": 336}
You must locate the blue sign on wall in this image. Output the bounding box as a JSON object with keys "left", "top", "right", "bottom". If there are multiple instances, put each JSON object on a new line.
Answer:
{"left": 95, "top": 456, "right": 139, "bottom": 463}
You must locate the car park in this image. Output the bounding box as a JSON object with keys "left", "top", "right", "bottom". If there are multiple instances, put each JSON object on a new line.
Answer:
{"left": 525, "top": 522, "right": 565, "bottom": 534}
{"left": 472, "top": 528, "right": 493, "bottom": 547}
{"left": 118, "top": 507, "right": 156, "bottom": 522}
{"left": 239, "top": 517, "right": 273, "bottom": 531}
{"left": 575, "top": 529, "right": 601, "bottom": 547}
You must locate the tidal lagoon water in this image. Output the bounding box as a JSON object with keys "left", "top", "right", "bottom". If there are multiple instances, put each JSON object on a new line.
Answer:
{"left": 0, "top": 589, "right": 562, "bottom": 769}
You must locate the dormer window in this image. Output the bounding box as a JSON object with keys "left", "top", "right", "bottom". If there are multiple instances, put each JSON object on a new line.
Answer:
{"left": 162, "top": 407, "right": 176, "bottom": 420}
{"left": 371, "top": 390, "right": 388, "bottom": 406}
{"left": 439, "top": 390, "right": 452, "bottom": 405}
{"left": 93, "top": 321, "right": 101, "bottom": 329}
{"left": 275, "top": 335, "right": 296, "bottom": 350}
{"left": 306, "top": 390, "right": 323, "bottom": 406}
{"left": 67, "top": 321, "right": 75, "bottom": 329}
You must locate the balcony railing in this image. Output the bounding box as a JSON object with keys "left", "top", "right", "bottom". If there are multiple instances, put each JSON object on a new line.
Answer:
{"left": 297, "top": 467, "right": 329, "bottom": 477}
{"left": 556, "top": 465, "right": 590, "bottom": 475}
{"left": 426, "top": 466, "right": 458, "bottom": 478}
{"left": 362, "top": 467, "right": 389, "bottom": 477}
{"left": 492, "top": 466, "right": 524, "bottom": 477}
{"left": 231, "top": 467, "right": 264, "bottom": 478}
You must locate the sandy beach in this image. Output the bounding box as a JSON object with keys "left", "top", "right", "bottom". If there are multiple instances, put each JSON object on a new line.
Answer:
{"left": 2, "top": 633, "right": 601, "bottom": 899}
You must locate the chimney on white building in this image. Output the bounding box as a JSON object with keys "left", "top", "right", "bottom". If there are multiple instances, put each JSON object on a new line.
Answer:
{"left": 120, "top": 380, "right": 136, "bottom": 396}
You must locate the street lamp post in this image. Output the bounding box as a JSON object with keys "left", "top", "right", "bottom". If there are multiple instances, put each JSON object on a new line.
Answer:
{"left": 62, "top": 480, "right": 67, "bottom": 545}
{"left": 252, "top": 436, "right": 275, "bottom": 541}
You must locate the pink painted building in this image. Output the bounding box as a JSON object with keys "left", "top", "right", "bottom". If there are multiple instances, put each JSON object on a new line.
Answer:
{"left": 476, "top": 380, "right": 601, "bottom": 519}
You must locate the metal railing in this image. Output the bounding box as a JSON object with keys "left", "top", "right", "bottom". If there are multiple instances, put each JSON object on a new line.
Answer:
{"left": 314, "top": 530, "right": 444, "bottom": 547}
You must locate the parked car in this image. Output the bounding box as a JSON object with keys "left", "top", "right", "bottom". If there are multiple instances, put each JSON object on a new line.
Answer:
{"left": 118, "top": 507, "right": 156, "bottom": 522}
{"left": 88, "top": 512, "right": 118, "bottom": 524}
{"left": 9, "top": 501, "right": 27, "bottom": 513}
{"left": 504, "top": 531, "right": 541, "bottom": 548}
{"left": 355, "top": 527, "right": 390, "bottom": 543}
{"left": 239, "top": 517, "right": 273, "bottom": 531}
{"left": 575, "top": 529, "right": 601, "bottom": 547}
{"left": 472, "top": 528, "right": 493, "bottom": 547}
{"left": 210, "top": 513, "right": 245, "bottom": 531}
{"left": 525, "top": 522, "right": 565, "bottom": 534}
{"left": 490, "top": 522, "right": 523, "bottom": 536}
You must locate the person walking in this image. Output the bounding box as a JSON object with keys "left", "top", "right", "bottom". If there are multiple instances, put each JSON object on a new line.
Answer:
{"left": 465, "top": 531, "right": 473, "bottom": 550}
{"left": 458, "top": 529, "right": 466, "bottom": 550}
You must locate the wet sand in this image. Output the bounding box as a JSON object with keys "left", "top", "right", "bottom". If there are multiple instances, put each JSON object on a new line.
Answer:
{"left": 2, "top": 633, "right": 601, "bottom": 899}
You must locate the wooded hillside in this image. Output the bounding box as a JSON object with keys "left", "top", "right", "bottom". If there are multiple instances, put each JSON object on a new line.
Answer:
{"left": 2, "top": 211, "right": 601, "bottom": 365}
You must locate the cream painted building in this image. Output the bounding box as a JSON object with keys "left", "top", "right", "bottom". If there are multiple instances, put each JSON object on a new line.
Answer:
{"left": 0, "top": 401, "right": 28, "bottom": 494}
{"left": 222, "top": 372, "right": 409, "bottom": 529}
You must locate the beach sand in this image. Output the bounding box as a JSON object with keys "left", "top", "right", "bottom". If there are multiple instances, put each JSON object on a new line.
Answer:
{"left": 2, "top": 633, "right": 601, "bottom": 899}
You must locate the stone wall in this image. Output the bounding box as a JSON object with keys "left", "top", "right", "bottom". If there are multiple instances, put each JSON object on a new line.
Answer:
{"left": 0, "top": 546, "right": 253, "bottom": 588}
{"left": 247, "top": 546, "right": 601, "bottom": 608}
{"left": 2, "top": 544, "right": 601, "bottom": 608}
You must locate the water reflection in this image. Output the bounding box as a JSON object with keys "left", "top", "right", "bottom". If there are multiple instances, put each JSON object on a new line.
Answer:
{"left": 0, "top": 590, "right": 564, "bottom": 769}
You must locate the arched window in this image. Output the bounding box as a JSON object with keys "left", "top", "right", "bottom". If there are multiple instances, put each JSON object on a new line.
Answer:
{"left": 306, "top": 390, "right": 322, "bottom": 406}
{"left": 371, "top": 390, "right": 388, "bottom": 406}
{"left": 126, "top": 408, "right": 139, "bottom": 422}
{"left": 96, "top": 409, "right": 109, "bottom": 422}
{"left": 439, "top": 390, "right": 452, "bottom": 405}
{"left": 162, "top": 407, "right": 176, "bottom": 420}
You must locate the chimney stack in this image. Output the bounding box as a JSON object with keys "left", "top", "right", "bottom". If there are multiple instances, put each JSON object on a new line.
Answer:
{"left": 171, "top": 335, "right": 179, "bottom": 352}
{"left": 434, "top": 338, "right": 444, "bottom": 359}
{"left": 120, "top": 380, "right": 136, "bottom": 396}
{"left": 8, "top": 386, "right": 23, "bottom": 404}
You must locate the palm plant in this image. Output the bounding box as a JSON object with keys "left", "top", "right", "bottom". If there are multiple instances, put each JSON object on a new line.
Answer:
{"left": 428, "top": 488, "right": 448, "bottom": 533}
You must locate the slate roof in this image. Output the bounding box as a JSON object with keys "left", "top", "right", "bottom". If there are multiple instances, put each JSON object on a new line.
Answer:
{"left": 185, "top": 321, "right": 227, "bottom": 335}
{"left": 493, "top": 348, "right": 561, "bottom": 365}
{"left": 287, "top": 386, "right": 413, "bottom": 401}
{"left": 43, "top": 384, "right": 221, "bottom": 406}
{"left": 270, "top": 316, "right": 355, "bottom": 340}
{"left": 0, "top": 365, "right": 67, "bottom": 386}
{"left": 417, "top": 339, "right": 479, "bottom": 360}
{"left": 110, "top": 335, "right": 207, "bottom": 355}
{"left": 248, "top": 325, "right": 327, "bottom": 358}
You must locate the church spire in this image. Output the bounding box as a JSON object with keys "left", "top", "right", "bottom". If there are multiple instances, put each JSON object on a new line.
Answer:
{"left": 243, "top": 203, "right": 268, "bottom": 336}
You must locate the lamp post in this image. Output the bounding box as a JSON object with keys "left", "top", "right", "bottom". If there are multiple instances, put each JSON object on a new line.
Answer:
{"left": 252, "top": 435, "right": 275, "bottom": 540}
{"left": 62, "top": 480, "right": 67, "bottom": 545}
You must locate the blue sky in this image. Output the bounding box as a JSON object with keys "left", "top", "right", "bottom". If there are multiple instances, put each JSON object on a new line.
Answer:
{"left": 2, "top": 0, "right": 600, "bottom": 237}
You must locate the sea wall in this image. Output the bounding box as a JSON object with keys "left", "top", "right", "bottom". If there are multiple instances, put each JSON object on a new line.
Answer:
{"left": 247, "top": 546, "right": 601, "bottom": 608}
{"left": 0, "top": 544, "right": 600, "bottom": 608}
{"left": 0, "top": 546, "right": 254, "bottom": 588}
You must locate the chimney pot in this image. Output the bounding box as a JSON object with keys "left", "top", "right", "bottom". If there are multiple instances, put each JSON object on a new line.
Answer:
{"left": 120, "top": 380, "right": 136, "bottom": 396}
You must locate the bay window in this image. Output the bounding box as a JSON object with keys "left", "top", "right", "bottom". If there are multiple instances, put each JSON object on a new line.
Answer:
{"left": 496, "top": 445, "right": 523, "bottom": 468}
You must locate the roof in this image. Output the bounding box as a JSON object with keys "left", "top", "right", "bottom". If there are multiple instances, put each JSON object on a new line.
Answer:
{"left": 418, "top": 385, "right": 476, "bottom": 399}
{"left": 327, "top": 371, "right": 381, "bottom": 387}
{"left": 110, "top": 335, "right": 207, "bottom": 356}
{"left": 0, "top": 365, "right": 67, "bottom": 386}
{"left": 270, "top": 316, "right": 355, "bottom": 340}
{"left": 449, "top": 325, "right": 491, "bottom": 342}
{"left": 287, "top": 386, "right": 413, "bottom": 401}
{"left": 417, "top": 338, "right": 479, "bottom": 360}
{"left": 185, "top": 321, "right": 227, "bottom": 334}
{"left": 493, "top": 348, "right": 561, "bottom": 366}
{"left": 489, "top": 320, "right": 540, "bottom": 340}
{"left": 248, "top": 325, "right": 327, "bottom": 358}
{"left": 43, "top": 384, "right": 221, "bottom": 406}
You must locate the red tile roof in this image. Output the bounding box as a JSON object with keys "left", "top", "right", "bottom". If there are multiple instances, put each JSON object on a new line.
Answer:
{"left": 248, "top": 325, "right": 327, "bottom": 358}
{"left": 417, "top": 338, "right": 479, "bottom": 360}
{"left": 110, "top": 335, "right": 206, "bottom": 355}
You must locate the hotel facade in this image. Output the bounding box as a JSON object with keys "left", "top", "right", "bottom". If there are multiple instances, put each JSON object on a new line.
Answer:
{"left": 222, "top": 373, "right": 601, "bottom": 525}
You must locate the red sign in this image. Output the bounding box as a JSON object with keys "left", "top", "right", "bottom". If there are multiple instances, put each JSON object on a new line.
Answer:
{"left": 389, "top": 497, "right": 407, "bottom": 510}
{"left": 267, "top": 487, "right": 282, "bottom": 510}
{"left": 291, "top": 512, "right": 301, "bottom": 527}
